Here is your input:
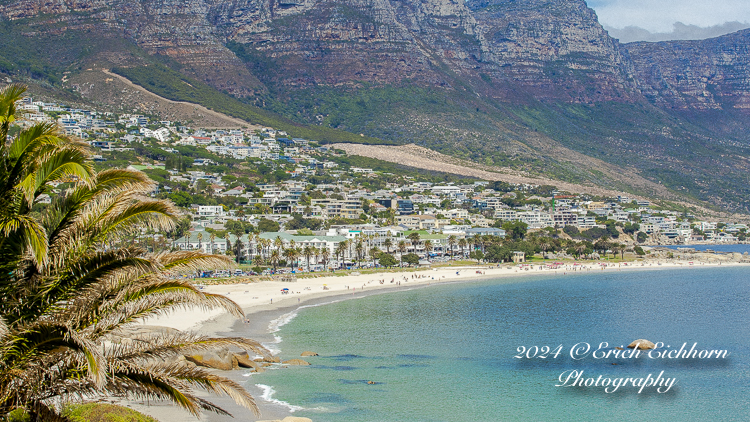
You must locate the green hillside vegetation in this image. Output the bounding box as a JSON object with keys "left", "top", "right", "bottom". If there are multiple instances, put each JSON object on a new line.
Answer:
{"left": 111, "top": 63, "right": 395, "bottom": 146}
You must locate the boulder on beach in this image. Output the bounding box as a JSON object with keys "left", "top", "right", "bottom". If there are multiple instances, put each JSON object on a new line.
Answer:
{"left": 282, "top": 359, "right": 310, "bottom": 366}
{"left": 106, "top": 325, "right": 180, "bottom": 344}
{"left": 301, "top": 351, "right": 319, "bottom": 357}
{"left": 235, "top": 352, "right": 266, "bottom": 372}
{"left": 185, "top": 349, "right": 239, "bottom": 371}
{"left": 627, "top": 339, "right": 656, "bottom": 350}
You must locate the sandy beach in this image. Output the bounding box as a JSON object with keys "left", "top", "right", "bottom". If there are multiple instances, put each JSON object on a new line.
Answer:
{"left": 129, "top": 259, "right": 747, "bottom": 421}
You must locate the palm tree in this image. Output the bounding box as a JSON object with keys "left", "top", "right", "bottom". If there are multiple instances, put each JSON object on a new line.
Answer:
{"left": 383, "top": 237, "right": 393, "bottom": 255}
{"left": 355, "top": 240, "right": 364, "bottom": 268}
{"left": 294, "top": 246, "right": 302, "bottom": 270}
{"left": 335, "top": 240, "right": 348, "bottom": 269}
{"left": 209, "top": 232, "right": 216, "bottom": 254}
{"left": 448, "top": 235, "right": 457, "bottom": 259}
{"left": 370, "top": 246, "right": 381, "bottom": 267}
{"left": 283, "top": 247, "right": 296, "bottom": 271}
{"left": 269, "top": 249, "right": 281, "bottom": 271}
{"left": 424, "top": 240, "right": 433, "bottom": 258}
{"left": 261, "top": 238, "right": 271, "bottom": 261}
{"left": 255, "top": 240, "right": 264, "bottom": 262}
{"left": 303, "top": 245, "right": 314, "bottom": 271}
{"left": 0, "top": 84, "right": 266, "bottom": 420}
{"left": 407, "top": 232, "right": 421, "bottom": 253}
{"left": 197, "top": 232, "right": 203, "bottom": 252}
{"left": 320, "top": 246, "right": 330, "bottom": 270}
{"left": 274, "top": 236, "right": 284, "bottom": 255}
{"left": 540, "top": 239, "right": 551, "bottom": 261}
{"left": 575, "top": 243, "right": 586, "bottom": 259}
{"left": 458, "top": 238, "right": 467, "bottom": 258}
{"left": 398, "top": 240, "right": 407, "bottom": 267}
{"left": 234, "top": 236, "right": 245, "bottom": 264}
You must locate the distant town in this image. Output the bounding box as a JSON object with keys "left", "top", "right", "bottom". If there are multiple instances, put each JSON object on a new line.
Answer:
{"left": 19, "top": 96, "right": 748, "bottom": 273}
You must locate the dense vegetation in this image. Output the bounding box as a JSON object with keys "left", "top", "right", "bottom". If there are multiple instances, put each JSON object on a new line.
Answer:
{"left": 0, "top": 85, "right": 264, "bottom": 421}
{"left": 111, "top": 64, "right": 395, "bottom": 146}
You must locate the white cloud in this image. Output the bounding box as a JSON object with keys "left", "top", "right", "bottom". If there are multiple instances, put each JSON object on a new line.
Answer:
{"left": 588, "top": 0, "right": 750, "bottom": 33}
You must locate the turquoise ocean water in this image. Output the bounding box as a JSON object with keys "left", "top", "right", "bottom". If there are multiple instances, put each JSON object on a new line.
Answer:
{"left": 250, "top": 267, "right": 750, "bottom": 421}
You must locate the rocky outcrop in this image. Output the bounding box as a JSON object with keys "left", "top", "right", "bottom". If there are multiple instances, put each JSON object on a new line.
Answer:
{"left": 625, "top": 29, "right": 750, "bottom": 111}
{"left": 185, "top": 349, "right": 240, "bottom": 371}
{"left": 282, "top": 359, "right": 311, "bottom": 365}
{"left": 467, "top": 0, "right": 638, "bottom": 102}
{"left": 301, "top": 351, "right": 319, "bottom": 357}
{"left": 256, "top": 355, "right": 281, "bottom": 363}
{"left": 627, "top": 339, "right": 656, "bottom": 350}
{"left": 235, "top": 352, "right": 267, "bottom": 372}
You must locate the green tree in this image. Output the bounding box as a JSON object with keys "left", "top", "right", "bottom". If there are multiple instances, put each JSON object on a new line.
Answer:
{"left": 379, "top": 253, "right": 398, "bottom": 267}
{"left": 0, "top": 85, "right": 265, "bottom": 420}
{"left": 623, "top": 222, "right": 640, "bottom": 235}
{"left": 469, "top": 250, "right": 485, "bottom": 262}
{"left": 502, "top": 221, "right": 528, "bottom": 240}
{"left": 402, "top": 253, "right": 420, "bottom": 266}
{"left": 258, "top": 218, "right": 280, "bottom": 233}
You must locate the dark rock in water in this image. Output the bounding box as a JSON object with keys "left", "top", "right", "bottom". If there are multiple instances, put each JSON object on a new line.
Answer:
{"left": 627, "top": 339, "right": 656, "bottom": 350}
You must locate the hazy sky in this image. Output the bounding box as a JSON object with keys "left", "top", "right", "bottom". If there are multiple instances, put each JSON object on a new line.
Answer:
{"left": 587, "top": 0, "right": 750, "bottom": 42}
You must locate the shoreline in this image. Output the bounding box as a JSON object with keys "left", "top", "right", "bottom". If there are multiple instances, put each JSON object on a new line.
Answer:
{"left": 133, "top": 260, "right": 748, "bottom": 421}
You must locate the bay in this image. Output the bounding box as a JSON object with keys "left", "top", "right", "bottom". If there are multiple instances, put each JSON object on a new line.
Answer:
{"left": 250, "top": 267, "right": 750, "bottom": 421}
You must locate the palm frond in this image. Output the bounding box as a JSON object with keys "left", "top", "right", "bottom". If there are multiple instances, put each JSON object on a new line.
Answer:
{"left": 107, "top": 332, "right": 267, "bottom": 363}
{"left": 93, "top": 168, "right": 158, "bottom": 196}
{"left": 90, "top": 279, "right": 244, "bottom": 334}
{"left": 0, "top": 213, "right": 48, "bottom": 268}
{"left": 0, "top": 83, "right": 26, "bottom": 131}
{"left": 19, "top": 147, "right": 92, "bottom": 205}
{"left": 155, "top": 250, "right": 233, "bottom": 272}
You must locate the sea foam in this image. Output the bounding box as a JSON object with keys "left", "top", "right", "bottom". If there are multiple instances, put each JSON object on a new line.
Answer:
{"left": 264, "top": 299, "right": 349, "bottom": 353}
{"left": 256, "top": 384, "right": 305, "bottom": 412}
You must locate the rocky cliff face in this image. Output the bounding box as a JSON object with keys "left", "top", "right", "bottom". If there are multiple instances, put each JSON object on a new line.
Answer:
{"left": 3, "top": 0, "right": 750, "bottom": 109}
{"left": 3, "top": 0, "right": 750, "bottom": 214}
{"left": 0, "top": 0, "right": 265, "bottom": 96}
{"left": 624, "top": 29, "right": 750, "bottom": 110}
{"left": 467, "top": 0, "right": 638, "bottom": 102}
{"left": 207, "top": 0, "right": 490, "bottom": 90}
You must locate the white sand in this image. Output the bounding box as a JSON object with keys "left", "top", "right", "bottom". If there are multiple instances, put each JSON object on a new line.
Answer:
{"left": 145, "top": 259, "right": 742, "bottom": 333}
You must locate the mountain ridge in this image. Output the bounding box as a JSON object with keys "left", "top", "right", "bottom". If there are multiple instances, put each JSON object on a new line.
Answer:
{"left": 1, "top": 0, "right": 750, "bottom": 213}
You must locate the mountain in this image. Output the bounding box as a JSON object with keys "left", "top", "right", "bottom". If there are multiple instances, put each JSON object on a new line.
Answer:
{"left": 0, "top": 0, "right": 749, "bottom": 214}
